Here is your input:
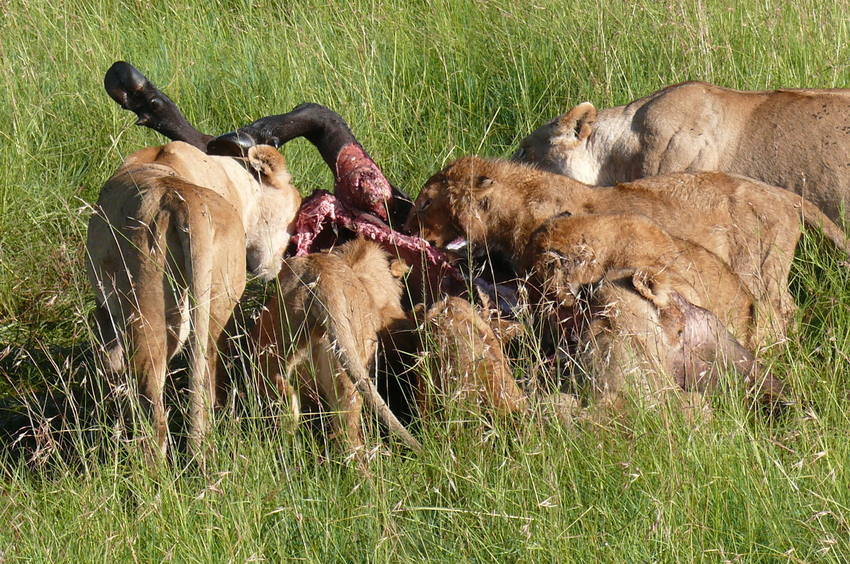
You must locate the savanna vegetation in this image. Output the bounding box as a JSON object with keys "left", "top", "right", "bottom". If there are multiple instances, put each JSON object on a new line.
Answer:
{"left": 0, "top": 0, "right": 848, "bottom": 560}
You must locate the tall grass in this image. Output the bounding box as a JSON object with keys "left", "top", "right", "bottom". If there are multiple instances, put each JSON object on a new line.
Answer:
{"left": 1, "top": 0, "right": 849, "bottom": 560}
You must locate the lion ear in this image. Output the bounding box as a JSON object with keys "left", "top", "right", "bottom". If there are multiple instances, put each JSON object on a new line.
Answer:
{"left": 475, "top": 175, "right": 495, "bottom": 194}
{"left": 389, "top": 258, "right": 411, "bottom": 279}
{"left": 557, "top": 102, "right": 597, "bottom": 142}
{"left": 247, "top": 145, "right": 287, "bottom": 176}
{"left": 631, "top": 268, "right": 670, "bottom": 309}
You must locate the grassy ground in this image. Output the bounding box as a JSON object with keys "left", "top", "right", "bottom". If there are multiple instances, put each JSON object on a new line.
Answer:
{"left": 1, "top": 0, "right": 849, "bottom": 560}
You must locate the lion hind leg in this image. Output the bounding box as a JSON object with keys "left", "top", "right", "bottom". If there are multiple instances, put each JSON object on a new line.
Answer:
{"left": 127, "top": 307, "right": 170, "bottom": 461}
{"left": 311, "top": 341, "right": 365, "bottom": 456}
{"left": 93, "top": 302, "right": 127, "bottom": 376}
{"left": 123, "top": 207, "right": 175, "bottom": 461}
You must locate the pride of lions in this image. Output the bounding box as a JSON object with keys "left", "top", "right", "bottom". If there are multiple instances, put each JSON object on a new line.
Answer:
{"left": 88, "top": 66, "right": 849, "bottom": 461}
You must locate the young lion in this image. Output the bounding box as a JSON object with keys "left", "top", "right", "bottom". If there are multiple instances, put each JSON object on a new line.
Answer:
{"left": 404, "top": 156, "right": 849, "bottom": 339}
{"left": 252, "top": 239, "right": 421, "bottom": 455}
{"left": 385, "top": 297, "right": 528, "bottom": 418}
{"left": 522, "top": 213, "right": 784, "bottom": 413}
{"left": 522, "top": 213, "right": 756, "bottom": 345}
{"left": 87, "top": 141, "right": 301, "bottom": 458}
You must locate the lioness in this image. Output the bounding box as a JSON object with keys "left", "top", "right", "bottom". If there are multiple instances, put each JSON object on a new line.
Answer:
{"left": 87, "top": 141, "right": 301, "bottom": 457}
{"left": 252, "top": 239, "right": 421, "bottom": 455}
{"left": 513, "top": 81, "right": 850, "bottom": 227}
{"left": 404, "top": 156, "right": 849, "bottom": 337}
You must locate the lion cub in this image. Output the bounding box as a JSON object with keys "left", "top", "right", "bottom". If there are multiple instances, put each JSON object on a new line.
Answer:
{"left": 387, "top": 297, "right": 527, "bottom": 418}
{"left": 522, "top": 213, "right": 756, "bottom": 345}
{"left": 252, "top": 239, "right": 421, "bottom": 455}
{"left": 522, "top": 213, "right": 781, "bottom": 414}
{"left": 404, "top": 156, "right": 849, "bottom": 339}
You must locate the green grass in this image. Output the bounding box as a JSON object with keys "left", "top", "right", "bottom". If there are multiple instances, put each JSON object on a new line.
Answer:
{"left": 1, "top": 0, "right": 849, "bottom": 560}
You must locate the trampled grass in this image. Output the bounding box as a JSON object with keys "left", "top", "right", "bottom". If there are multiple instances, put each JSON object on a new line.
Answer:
{"left": 1, "top": 0, "right": 849, "bottom": 560}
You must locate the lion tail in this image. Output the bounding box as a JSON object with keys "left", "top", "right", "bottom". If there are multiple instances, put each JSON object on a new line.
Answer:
{"left": 165, "top": 183, "right": 216, "bottom": 453}
{"left": 796, "top": 196, "right": 850, "bottom": 256}
{"left": 320, "top": 282, "right": 422, "bottom": 453}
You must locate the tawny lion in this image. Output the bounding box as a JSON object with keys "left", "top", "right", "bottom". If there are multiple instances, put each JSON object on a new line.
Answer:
{"left": 404, "top": 156, "right": 848, "bottom": 339}
{"left": 522, "top": 213, "right": 756, "bottom": 345}
{"left": 522, "top": 213, "right": 784, "bottom": 414}
{"left": 514, "top": 81, "right": 850, "bottom": 228}
{"left": 87, "top": 141, "right": 301, "bottom": 457}
{"left": 252, "top": 238, "right": 422, "bottom": 455}
{"left": 386, "top": 296, "right": 527, "bottom": 419}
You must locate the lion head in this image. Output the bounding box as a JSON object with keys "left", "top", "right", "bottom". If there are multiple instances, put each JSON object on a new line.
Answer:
{"left": 513, "top": 102, "right": 599, "bottom": 182}
{"left": 403, "top": 156, "right": 506, "bottom": 253}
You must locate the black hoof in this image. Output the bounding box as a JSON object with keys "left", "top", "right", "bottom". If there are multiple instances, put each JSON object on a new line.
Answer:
{"left": 103, "top": 61, "right": 171, "bottom": 127}
{"left": 207, "top": 131, "right": 259, "bottom": 157}
{"left": 104, "top": 61, "right": 151, "bottom": 110}
{"left": 104, "top": 61, "right": 212, "bottom": 149}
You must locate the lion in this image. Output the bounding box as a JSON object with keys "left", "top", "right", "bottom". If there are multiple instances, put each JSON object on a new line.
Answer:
{"left": 383, "top": 296, "right": 527, "bottom": 419}
{"left": 404, "top": 156, "right": 849, "bottom": 338}
{"left": 251, "top": 238, "right": 421, "bottom": 456}
{"left": 521, "top": 213, "right": 784, "bottom": 415}
{"left": 513, "top": 81, "right": 850, "bottom": 228}
{"left": 522, "top": 213, "right": 756, "bottom": 345}
{"left": 86, "top": 141, "right": 301, "bottom": 457}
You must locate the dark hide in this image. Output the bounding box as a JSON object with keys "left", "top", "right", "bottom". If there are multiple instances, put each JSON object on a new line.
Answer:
{"left": 103, "top": 61, "right": 212, "bottom": 150}
{"left": 664, "top": 292, "right": 786, "bottom": 408}
{"left": 207, "top": 103, "right": 413, "bottom": 227}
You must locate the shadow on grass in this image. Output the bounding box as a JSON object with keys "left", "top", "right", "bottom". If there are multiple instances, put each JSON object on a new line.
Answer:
{"left": 0, "top": 340, "right": 110, "bottom": 466}
{"left": 0, "top": 332, "right": 422, "bottom": 472}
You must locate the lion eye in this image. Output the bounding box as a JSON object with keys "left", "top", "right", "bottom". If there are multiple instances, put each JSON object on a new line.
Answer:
{"left": 420, "top": 199, "right": 432, "bottom": 211}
